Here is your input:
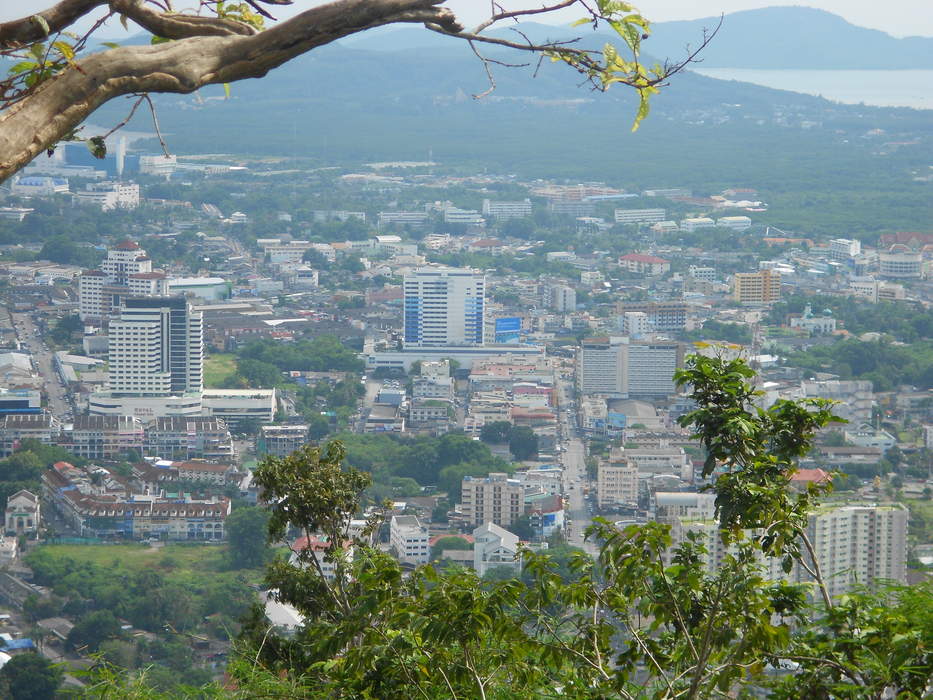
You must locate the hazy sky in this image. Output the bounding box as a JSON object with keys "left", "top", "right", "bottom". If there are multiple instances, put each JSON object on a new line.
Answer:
{"left": 3, "top": 1, "right": 931, "bottom": 38}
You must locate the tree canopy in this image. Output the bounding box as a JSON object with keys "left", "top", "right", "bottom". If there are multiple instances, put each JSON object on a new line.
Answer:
{"left": 0, "top": 0, "right": 714, "bottom": 182}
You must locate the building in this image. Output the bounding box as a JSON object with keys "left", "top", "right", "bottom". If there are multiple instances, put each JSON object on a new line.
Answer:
{"left": 389, "top": 514, "right": 430, "bottom": 565}
{"left": 715, "top": 215, "right": 752, "bottom": 231}
{"left": 473, "top": 522, "right": 520, "bottom": 577}
{"left": 10, "top": 176, "right": 69, "bottom": 196}
{"left": 145, "top": 416, "right": 234, "bottom": 460}
{"left": 617, "top": 301, "right": 687, "bottom": 333}
{"left": 43, "top": 463, "right": 230, "bottom": 540}
{"left": 403, "top": 267, "right": 485, "bottom": 348}
{"left": 258, "top": 424, "right": 309, "bottom": 457}
{"left": 680, "top": 217, "right": 715, "bottom": 232}
{"left": 789, "top": 305, "right": 837, "bottom": 335}
{"left": 843, "top": 424, "right": 897, "bottom": 453}
{"left": 544, "top": 284, "right": 576, "bottom": 312}
{"left": 621, "top": 311, "right": 650, "bottom": 338}
{"left": 626, "top": 342, "right": 683, "bottom": 398}
{"left": 733, "top": 270, "right": 782, "bottom": 305}
{"left": 618, "top": 253, "right": 670, "bottom": 276}
{"left": 849, "top": 278, "right": 905, "bottom": 303}
{"left": 0, "top": 413, "right": 60, "bottom": 457}
{"left": 0, "top": 388, "right": 41, "bottom": 417}
{"left": 103, "top": 296, "right": 203, "bottom": 399}
{"left": 654, "top": 492, "right": 716, "bottom": 524}
{"left": 688, "top": 266, "right": 717, "bottom": 282}
{"left": 801, "top": 380, "right": 873, "bottom": 425}
{"left": 61, "top": 415, "right": 144, "bottom": 460}
{"left": 201, "top": 389, "right": 276, "bottom": 431}
{"left": 614, "top": 208, "right": 666, "bottom": 224}
{"left": 622, "top": 446, "right": 691, "bottom": 481}
{"left": 829, "top": 238, "right": 861, "bottom": 261}
{"left": 460, "top": 472, "right": 524, "bottom": 528}
{"left": 482, "top": 199, "right": 532, "bottom": 220}
{"left": 289, "top": 534, "right": 353, "bottom": 580}
{"left": 137, "top": 154, "right": 177, "bottom": 175}
{"left": 879, "top": 252, "right": 923, "bottom": 279}
{"left": 443, "top": 207, "right": 485, "bottom": 226}
{"left": 73, "top": 181, "right": 139, "bottom": 210}
{"left": 78, "top": 240, "right": 169, "bottom": 321}
{"left": 168, "top": 277, "right": 228, "bottom": 303}
{"left": 578, "top": 338, "right": 625, "bottom": 397}
{"left": 378, "top": 211, "right": 429, "bottom": 229}
{"left": 798, "top": 503, "right": 907, "bottom": 596}
{"left": 5, "top": 490, "right": 40, "bottom": 537}
{"left": 596, "top": 449, "right": 638, "bottom": 509}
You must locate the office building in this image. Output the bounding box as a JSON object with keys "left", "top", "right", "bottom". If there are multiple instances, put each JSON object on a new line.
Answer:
{"left": 389, "top": 515, "right": 430, "bottom": 565}
{"left": 403, "top": 267, "right": 485, "bottom": 348}
{"left": 460, "top": 472, "right": 524, "bottom": 528}
{"left": 596, "top": 448, "right": 638, "bottom": 508}
{"left": 378, "top": 211, "right": 429, "bottom": 229}
{"left": 617, "top": 301, "right": 687, "bottom": 332}
{"left": 733, "top": 270, "right": 782, "bottom": 305}
{"left": 79, "top": 240, "right": 169, "bottom": 321}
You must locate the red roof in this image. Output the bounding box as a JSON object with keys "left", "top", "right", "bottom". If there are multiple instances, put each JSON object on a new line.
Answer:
{"left": 429, "top": 533, "right": 474, "bottom": 547}
{"left": 470, "top": 239, "right": 504, "bottom": 248}
{"left": 620, "top": 253, "right": 669, "bottom": 264}
{"left": 790, "top": 468, "right": 831, "bottom": 484}
{"left": 114, "top": 240, "right": 140, "bottom": 250}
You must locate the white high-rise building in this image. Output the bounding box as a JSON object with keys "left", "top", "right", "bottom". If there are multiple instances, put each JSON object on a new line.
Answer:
{"left": 578, "top": 338, "right": 682, "bottom": 398}
{"left": 79, "top": 240, "right": 168, "bottom": 321}
{"left": 403, "top": 267, "right": 485, "bottom": 348}
{"left": 389, "top": 515, "right": 430, "bottom": 565}
{"left": 107, "top": 297, "right": 203, "bottom": 397}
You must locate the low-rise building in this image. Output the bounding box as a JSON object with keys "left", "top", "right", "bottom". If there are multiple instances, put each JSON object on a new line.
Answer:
{"left": 618, "top": 253, "right": 670, "bottom": 276}
{"left": 473, "top": 522, "right": 520, "bottom": 577}
{"left": 5, "top": 490, "right": 40, "bottom": 537}
{"left": 597, "top": 449, "right": 638, "bottom": 509}
{"left": 0, "top": 413, "right": 60, "bottom": 457}
{"left": 60, "top": 415, "right": 144, "bottom": 460}
{"left": 144, "top": 416, "right": 234, "bottom": 461}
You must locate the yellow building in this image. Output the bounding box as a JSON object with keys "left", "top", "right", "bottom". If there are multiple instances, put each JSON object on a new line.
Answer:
{"left": 733, "top": 269, "right": 781, "bottom": 304}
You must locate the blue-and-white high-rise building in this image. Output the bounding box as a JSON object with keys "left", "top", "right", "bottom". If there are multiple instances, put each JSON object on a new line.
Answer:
{"left": 403, "top": 267, "right": 485, "bottom": 348}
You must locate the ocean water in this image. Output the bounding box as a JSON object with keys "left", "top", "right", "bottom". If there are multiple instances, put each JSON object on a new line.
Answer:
{"left": 692, "top": 68, "right": 933, "bottom": 110}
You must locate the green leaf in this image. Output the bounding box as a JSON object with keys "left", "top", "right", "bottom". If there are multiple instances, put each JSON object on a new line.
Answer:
{"left": 102, "top": 42, "right": 120, "bottom": 49}
{"left": 87, "top": 136, "right": 107, "bottom": 159}
{"left": 52, "top": 41, "right": 75, "bottom": 61}
{"left": 223, "top": 82, "right": 231, "bottom": 99}
{"left": 30, "top": 14, "right": 50, "bottom": 37}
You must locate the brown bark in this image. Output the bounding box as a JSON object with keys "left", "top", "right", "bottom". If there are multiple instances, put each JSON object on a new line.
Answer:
{"left": 0, "top": 0, "right": 460, "bottom": 182}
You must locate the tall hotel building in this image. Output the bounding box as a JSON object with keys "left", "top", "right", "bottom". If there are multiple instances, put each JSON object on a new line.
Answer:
{"left": 90, "top": 297, "right": 204, "bottom": 418}
{"left": 403, "top": 267, "right": 485, "bottom": 348}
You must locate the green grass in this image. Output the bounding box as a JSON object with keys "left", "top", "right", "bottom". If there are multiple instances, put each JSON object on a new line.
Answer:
{"left": 204, "top": 353, "right": 238, "bottom": 388}
{"left": 38, "top": 543, "right": 229, "bottom": 572}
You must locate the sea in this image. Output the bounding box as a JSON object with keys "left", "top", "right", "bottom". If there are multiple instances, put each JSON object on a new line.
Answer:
{"left": 691, "top": 68, "right": 933, "bottom": 110}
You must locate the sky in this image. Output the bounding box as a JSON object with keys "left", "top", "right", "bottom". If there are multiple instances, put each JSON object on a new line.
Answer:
{"left": 3, "top": 1, "right": 932, "bottom": 39}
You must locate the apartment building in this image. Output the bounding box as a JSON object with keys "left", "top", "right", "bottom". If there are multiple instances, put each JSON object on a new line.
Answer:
{"left": 61, "top": 415, "right": 145, "bottom": 460}
{"left": 482, "top": 199, "right": 532, "bottom": 220}
{"left": 613, "top": 208, "right": 666, "bottom": 224}
{"left": 460, "top": 472, "right": 524, "bottom": 528}
{"left": 619, "top": 253, "right": 670, "bottom": 276}
{"left": 78, "top": 240, "right": 169, "bottom": 321}
{"left": 733, "top": 269, "right": 782, "bottom": 304}
{"left": 617, "top": 301, "right": 688, "bottom": 332}
{"left": 597, "top": 449, "right": 638, "bottom": 509}
{"left": 145, "top": 416, "right": 234, "bottom": 461}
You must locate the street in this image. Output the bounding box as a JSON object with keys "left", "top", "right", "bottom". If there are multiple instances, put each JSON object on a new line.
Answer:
{"left": 13, "top": 312, "right": 72, "bottom": 420}
{"left": 560, "top": 437, "right": 597, "bottom": 556}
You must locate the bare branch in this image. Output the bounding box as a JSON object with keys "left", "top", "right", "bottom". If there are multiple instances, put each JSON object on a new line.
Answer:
{"left": 110, "top": 0, "right": 259, "bottom": 38}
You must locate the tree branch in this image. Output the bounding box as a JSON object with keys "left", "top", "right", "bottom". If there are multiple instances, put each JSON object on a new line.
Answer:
{"left": 0, "top": 0, "right": 462, "bottom": 182}
{"left": 110, "top": 0, "right": 259, "bottom": 38}
{"left": 0, "top": 0, "right": 107, "bottom": 48}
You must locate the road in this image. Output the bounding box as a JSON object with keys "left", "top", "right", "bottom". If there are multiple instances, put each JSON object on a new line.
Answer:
{"left": 13, "top": 312, "right": 72, "bottom": 420}
{"left": 561, "top": 438, "right": 597, "bottom": 556}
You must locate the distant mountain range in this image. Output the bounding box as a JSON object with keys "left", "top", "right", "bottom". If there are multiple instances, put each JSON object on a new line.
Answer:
{"left": 337, "top": 6, "right": 933, "bottom": 70}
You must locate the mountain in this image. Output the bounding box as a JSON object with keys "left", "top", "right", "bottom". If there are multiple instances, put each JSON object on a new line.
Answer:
{"left": 337, "top": 6, "right": 933, "bottom": 70}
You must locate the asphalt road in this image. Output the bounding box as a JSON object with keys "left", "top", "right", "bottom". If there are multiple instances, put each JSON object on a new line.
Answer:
{"left": 14, "top": 312, "right": 72, "bottom": 420}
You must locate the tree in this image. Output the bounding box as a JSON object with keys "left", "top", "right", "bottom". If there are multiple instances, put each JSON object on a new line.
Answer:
{"left": 0, "top": 654, "right": 63, "bottom": 700}
{"left": 85, "top": 356, "right": 933, "bottom": 697}
{"left": 508, "top": 425, "right": 539, "bottom": 460}
{"left": 0, "top": 1, "right": 713, "bottom": 182}
{"left": 225, "top": 506, "right": 272, "bottom": 569}
{"left": 479, "top": 420, "right": 511, "bottom": 444}
{"left": 67, "top": 609, "right": 121, "bottom": 653}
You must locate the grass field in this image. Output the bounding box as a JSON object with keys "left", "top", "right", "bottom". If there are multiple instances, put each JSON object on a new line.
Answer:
{"left": 204, "top": 353, "right": 238, "bottom": 388}
{"left": 38, "top": 542, "right": 229, "bottom": 573}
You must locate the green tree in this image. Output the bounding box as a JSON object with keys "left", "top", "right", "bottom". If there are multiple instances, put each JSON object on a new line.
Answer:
{"left": 225, "top": 506, "right": 273, "bottom": 569}
{"left": 67, "top": 609, "right": 122, "bottom": 653}
{"left": 508, "top": 425, "right": 539, "bottom": 460}
{"left": 479, "top": 420, "right": 511, "bottom": 444}
{"left": 0, "top": 654, "right": 63, "bottom": 700}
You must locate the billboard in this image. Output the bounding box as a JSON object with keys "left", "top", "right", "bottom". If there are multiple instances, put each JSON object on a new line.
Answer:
{"left": 494, "top": 316, "right": 522, "bottom": 344}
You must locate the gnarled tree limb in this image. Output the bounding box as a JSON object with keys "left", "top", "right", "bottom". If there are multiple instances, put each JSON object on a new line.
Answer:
{"left": 0, "top": 0, "right": 108, "bottom": 47}
{"left": 0, "top": 0, "right": 461, "bottom": 181}
{"left": 110, "top": 0, "right": 259, "bottom": 39}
